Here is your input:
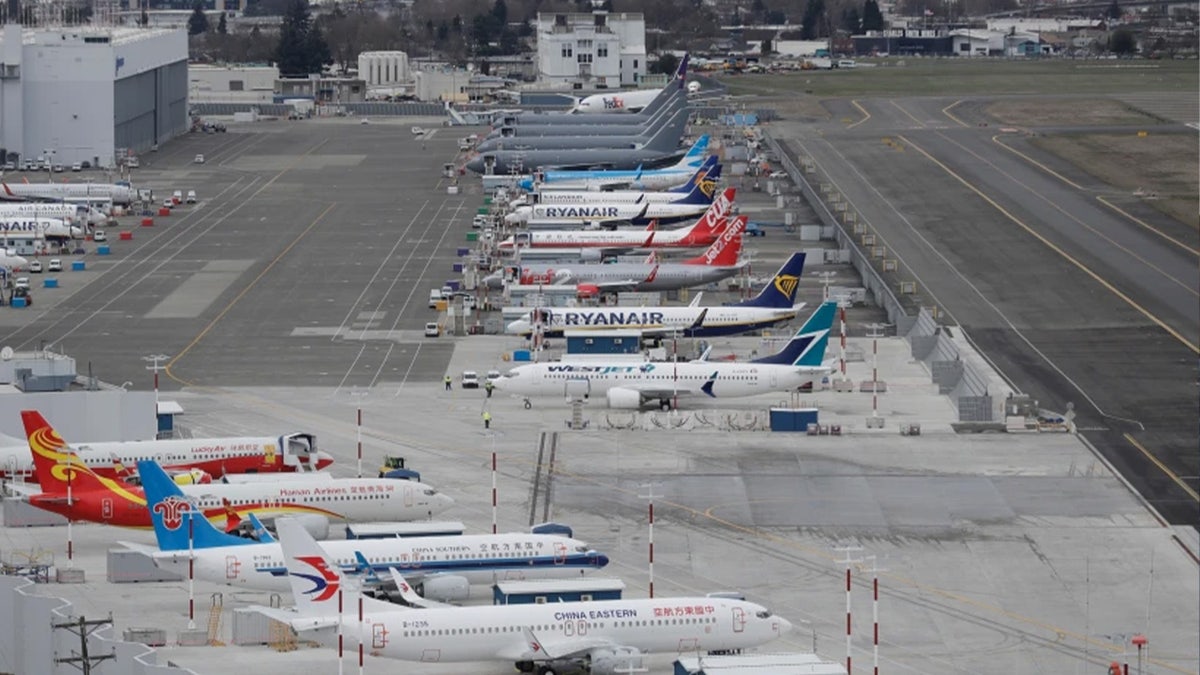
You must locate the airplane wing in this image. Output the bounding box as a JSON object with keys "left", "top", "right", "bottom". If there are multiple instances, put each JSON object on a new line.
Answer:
{"left": 495, "top": 627, "right": 619, "bottom": 662}
{"left": 634, "top": 308, "right": 708, "bottom": 341}
{"left": 247, "top": 606, "right": 342, "bottom": 633}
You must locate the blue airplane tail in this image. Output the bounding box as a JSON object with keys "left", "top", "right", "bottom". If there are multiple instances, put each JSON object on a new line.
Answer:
{"left": 672, "top": 167, "right": 719, "bottom": 206}
{"left": 138, "top": 459, "right": 254, "bottom": 551}
{"left": 751, "top": 300, "right": 837, "bottom": 367}
{"left": 677, "top": 136, "right": 710, "bottom": 168}
{"left": 669, "top": 155, "right": 719, "bottom": 194}
{"left": 736, "top": 253, "right": 806, "bottom": 309}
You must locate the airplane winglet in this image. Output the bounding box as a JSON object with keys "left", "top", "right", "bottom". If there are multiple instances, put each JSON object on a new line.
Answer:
{"left": 521, "top": 626, "right": 557, "bottom": 661}
{"left": 246, "top": 513, "right": 276, "bottom": 543}
{"left": 687, "top": 308, "right": 709, "bottom": 332}
{"left": 386, "top": 567, "right": 450, "bottom": 608}
{"left": 688, "top": 292, "right": 703, "bottom": 307}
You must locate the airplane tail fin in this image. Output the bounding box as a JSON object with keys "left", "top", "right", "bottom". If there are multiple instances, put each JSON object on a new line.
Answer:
{"left": 751, "top": 300, "right": 838, "bottom": 366}
{"left": 277, "top": 518, "right": 345, "bottom": 616}
{"left": 137, "top": 459, "right": 253, "bottom": 551}
{"left": 646, "top": 108, "right": 690, "bottom": 152}
{"left": 246, "top": 513, "right": 277, "bottom": 543}
{"left": 736, "top": 253, "right": 807, "bottom": 309}
{"left": 668, "top": 155, "right": 718, "bottom": 193}
{"left": 22, "top": 410, "right": 104, "bottom": 493}
{"left": 108, "top": 451, "right": 134, "bottom": 480}
{"left": 676, "top": 136, "right": 710, "bottom": 168}
{"left": 686, "top": 215, "right": 745, "bottom": 265}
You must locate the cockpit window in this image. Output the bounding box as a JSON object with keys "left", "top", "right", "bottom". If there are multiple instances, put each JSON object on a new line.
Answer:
{"left": 755, "top": 610, "right": 771, "bottom": 619}
{"left": 504, "top": 369, "right": 521, "bottom": 378}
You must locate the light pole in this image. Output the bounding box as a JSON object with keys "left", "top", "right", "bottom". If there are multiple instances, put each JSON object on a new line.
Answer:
{"left": 143, "top": 354, "right": 169, "bottom": 406}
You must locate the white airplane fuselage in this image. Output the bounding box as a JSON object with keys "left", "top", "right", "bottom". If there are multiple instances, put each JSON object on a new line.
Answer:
{"left": 505, "top": 305, "right": 799, "bottom": 337}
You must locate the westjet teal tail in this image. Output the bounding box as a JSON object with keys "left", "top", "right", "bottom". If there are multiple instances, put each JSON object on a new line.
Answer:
{"left": 751, "top": 300, "right": 837, "bottom": 366}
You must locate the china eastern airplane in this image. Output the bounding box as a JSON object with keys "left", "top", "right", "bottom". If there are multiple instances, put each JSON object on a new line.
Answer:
{"left": 0, "top": 202, "right": 105, "bottom": 226}
{"left": 517, "top": 136, "right": 710, "bottom": 192}
{"left": 119, "top": 461, "right": 608, "bottom": 600}
{"left": 15, "top": 417, "right": 453, "bottom": 530}
{"left": 2, "top": 181, "right": 136, "bottom": 205}
{"left": 499, "top": 187, "right": 733, "bottom": 253}
{"left": 485, "top": 216, "right": 745, "bottom": 294}
{"left": 496, "top": 300, "right": 837, "bottom": 410}
{"left": 511, "top": 158, "right": 720, "bottom": 208}
{"left": 255, "top": 518, "right": 790, "bottom": 674}
{"left": 0, "top": 411, "right": 334, "bottom": 481}
{"left": 506, "top": 252, "right": 807, "bottom": 339}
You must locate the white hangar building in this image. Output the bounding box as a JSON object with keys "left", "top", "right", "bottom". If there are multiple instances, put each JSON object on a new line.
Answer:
{"left": 0, "top": 24, "right": 188, "bottom": 169}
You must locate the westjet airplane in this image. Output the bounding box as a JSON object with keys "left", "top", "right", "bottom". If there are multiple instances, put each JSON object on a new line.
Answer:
{"left": 15, "top": 415, "right": 453, "bottom": 530}
{"left": 122, "top": 462, "right": 608, "bottom": 600}
{"left": 495, "top": 300, "right": 837, "bottom": 410}
{"left": 1, "top": 181, "right": 136, "bottom": 205}
{"left": 506, "top": 252, "right": 807, "bottom": 339}
{"left": 516, "top": 136, "right": 710, "bottom": 192}
{"left": 1, "top": 410, "right": 333, "bottom": 481}
{"left": 256, "top": 519, "right": 791, "bottom": 674}
{"left": 573, "top": 54, "right": 690, "bottom": 114}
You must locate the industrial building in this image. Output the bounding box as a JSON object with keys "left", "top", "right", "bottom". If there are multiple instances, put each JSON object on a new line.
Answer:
{"left": 358, "top": 50, "right": 409, "bottom": 87}
{"left": 0, "top": 24, "right": 188, "bottom": 168}
{"left": 535, "top": 8, "right": 645, "bottom": 89}
{"left": 189, "top": 63, "right": 278, "bottom": 103}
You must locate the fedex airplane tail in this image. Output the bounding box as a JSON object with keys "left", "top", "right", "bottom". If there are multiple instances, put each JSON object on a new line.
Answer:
{"left": 671, "top": 168, "right": 719, "bottom": 206}
{"left": 679, "top": 187, "right": 735, "bottom": 244}
{"left": 685, "top": 215, "right": 745, "bottom": 266}
{"left": 138, "top": 459, "right": 254, "bottom": 551}
{"left": 752, "top": 301, "right": 837, "bottom": 367}
{"left": 736, "top": 252, "right": 807, "bottom": 309}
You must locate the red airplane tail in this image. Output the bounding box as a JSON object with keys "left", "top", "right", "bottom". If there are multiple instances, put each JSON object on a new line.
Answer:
{"left": 685, "top": 215, "right": 745, "bottom": 266}
{"left": 22, "top": 410, "right": 108, "bottom": 493}
{"left": 679, "top": 187, "right": 735, "bottom": 246}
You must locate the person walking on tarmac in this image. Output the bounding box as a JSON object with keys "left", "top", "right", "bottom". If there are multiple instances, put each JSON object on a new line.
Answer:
{"left": 484, "top": 379, "right": 494, "bottom": 398}
{"left": 482, "top": 410, "right": 492, "bottom": 429}
{"left": 444, "top": 375, "right": 452, "bottom": 391}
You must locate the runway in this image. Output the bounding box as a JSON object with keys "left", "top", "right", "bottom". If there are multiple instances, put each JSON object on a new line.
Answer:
{"left": 772, "top": 95, "right": 1199, "bottom": 525}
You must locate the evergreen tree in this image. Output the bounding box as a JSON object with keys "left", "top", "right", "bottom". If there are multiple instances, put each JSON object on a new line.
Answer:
{"left": 217, "top": 12, "right": 227, "bottom": 34}
{"left": 1106, "top": 0, "right": 1121, "bottom": 19}
{"left": 861, "top": 0, "right": 885, "bottom": 31}
{"left": 800, "top": 0, "right": 825, "bottom": 39}
{"left": 275, "top": 0, "right": 330, "bottom": 76}
{"left": 188, "top": 0, "right": 209, "bottom": 35}
{"left": 842, "top": 6, "right": 861, "bottom": 32}
{"left": 140, "top": 7, "right": 149, "bottom": 25}
{"left": 492, "top": 0, "right": 507, "bottom": 26}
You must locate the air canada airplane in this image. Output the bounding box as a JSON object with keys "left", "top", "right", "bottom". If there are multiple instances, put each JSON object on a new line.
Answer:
{"left": 121, "top": 461, "right": 608, "bottom": 601}
{"left": 0, "top": 410, "right": 334, "bottom": 481}
{"left": 506, "top": 252, "right": 808, "bottom": 339}
{"left": 495, "top": 300, "right": 838, "bottom": 410}
{"left": 255, "top": 519, "right": 791, "bottom": 675}
{"left": 15, "top": 413, "right": 453, "bottom": 530}
{"left": 572, "top": 54, "right": 690, "bottom": 114}
{"left": 511, "top": 157, "right": 720, "bottom": 207}
{"left": 1, "top": 181, "right": 136, "bottom": 205}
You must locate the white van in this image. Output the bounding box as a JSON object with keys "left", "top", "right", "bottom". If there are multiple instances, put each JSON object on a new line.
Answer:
{"left": 428, "top": 289, "right": 443, "bottom": 308}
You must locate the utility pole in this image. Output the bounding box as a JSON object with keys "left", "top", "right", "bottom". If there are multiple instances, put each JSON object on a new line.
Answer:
{"left": 54, "top": 615, "right": 116, "bottom": 674}
{"left": 143, "top": 353, "right": 169, "bottom": 406}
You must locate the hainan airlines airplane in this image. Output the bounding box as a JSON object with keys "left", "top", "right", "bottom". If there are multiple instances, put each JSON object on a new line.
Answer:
{"left": 0, "top": 411, "right": 334, "bottom": 481}
{"left": 256, "top": 519, "right": 791, "bottom": 674}
{"left": 495, "top": 301, "right": 837, "bottom": 410}
{"left": 573, "top": 56, "right": 690, "bottom": 114}
{"left": 504, "top": 175, "right": 718, "bottom": 229}
{"left": 16, "top": 420, "right": 453, "bottom": 531}
{"left": 498, "top": 187, "right": 735, "bottom": 252}
{"left": 121, "top": 461, "right": 608, "bottom": 600}
{"left": 506, "top": 252, "right": 807, "bottom": 339}
{"left": 511, "top": 158, "right": 720, "bottom": 207}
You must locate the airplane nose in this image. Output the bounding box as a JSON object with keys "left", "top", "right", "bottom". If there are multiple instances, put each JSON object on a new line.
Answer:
{"left": 314, "top": 451, "right": 336, "bottom": 469}
{"left": 776, "top": 616, "right": 793, "bottom": 635}
{"left": 592, "top": 552, "right": 610, "bottom": 568}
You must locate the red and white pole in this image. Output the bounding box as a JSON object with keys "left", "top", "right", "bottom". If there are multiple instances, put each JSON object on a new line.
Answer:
{"left": 872, "top": 334, "right": 879, "bottom": 416}
{"left": 188, "top": 512, "right": 195, "bottom": 629}
{"left": 873, "top": 571, "right": 879, "bottom": 675}
{"left": 337, "top": 588, "right": 345, "bottom": 675}
{"left": 355, "top": 408, "right": 363, "bottom": 479}
{"left": 840, "top": 306, "right": 847, "bottom": 377}
{"left": 846, "top": 564, "right": 853, "bottom": 674}
{"left": 491, "top": 451, "right": 498, "bottom": 534}
{"left": 648, "top": 499, "right": 655, "bottom": 598}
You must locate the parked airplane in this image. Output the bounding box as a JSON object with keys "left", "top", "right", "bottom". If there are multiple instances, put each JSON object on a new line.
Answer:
{"left": 0, "top": 249, "right": 28, "bottom": 271}
{"left": 512, "top": 158, "right": 720, "bottom": 208}
{"left": 0, "top": 411, "right": 334, "bottom": 481}
{"left": 121, "top": 461, "right": 607, "bottom": 600}
{"left": 0, "top": 217, "right": 81, "bottom": 241}
{"left": 485, "top": 216, "right": 746, "bottom": 293}
{"left": 496, "top": 300, "right": 837, "bottom": 410}
{"left": 1, "top": 181, "right": 136, "bottom": 206}
{"left": 256, "top": 518, "right": 790, "bottom": 673}
{"left": 506, "top": 252, "right": 808, "bottom": 339}
{"left": 517, "top": 136, "right": 710, "bottom": 192}
{"left": 475, "top": 103, "right": 690, "bottom": 153}
{"left": 499, "top": 187, "right": 734, "bottom": 251}
{"left": 0, "top": 202, "right": 106, "bottom": 227}
{"left": 16, "top": 416, "right": 453, "bottom": 530}
{"left": 573, "top": 55, "right": 690, "bottom": 114}
{"left": 506, "top": 176, "right": 717, "bottom": 228}
{"left": 486, "top": 98, "right": 687, "bottom": 139}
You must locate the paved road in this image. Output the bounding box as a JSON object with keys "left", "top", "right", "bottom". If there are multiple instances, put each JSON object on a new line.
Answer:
{"left": 773, "top": 95, "right": 1199, "bottom": 525}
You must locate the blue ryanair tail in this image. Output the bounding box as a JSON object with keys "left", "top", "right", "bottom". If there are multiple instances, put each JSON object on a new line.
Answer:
{"left": 751, "top": 300, "right": 838, "bottom": 367}
{"left": 518, "top": 135, "right": 711, "bottom": 192}
{"left": 736, "top": 252, "right": 806, "bottom": 310}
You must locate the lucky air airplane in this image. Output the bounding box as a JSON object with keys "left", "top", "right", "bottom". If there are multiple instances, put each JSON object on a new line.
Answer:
{"left": 0, "top": 410, "right": 334, "bottom": 481}
{"left": 495, "top": 300, "right": 837, "bottom": 410}
{"left": 499, "top": 187, "right": 734, "bottom": 252}
{"left": 505, "top": 176, "right": 720, "bottom": 229}
{"left": 485, "top": 91, "right": 687, "bottom": 139}
{"left": 485, "top": 216, "right": 746, "bottom": 294}
{"left": 0, "top": 202, "right": 106, "bottom": 227}
{"left": 518, "top": 136, "right": 710, "bottom": 192}
{"left": 16, "top": 416, "right": 453, "bottom": 531}
{"left": 511, "top": 157, "right": 720, "bottom": 208}
{"left": 255, "top": 518, "right": 790, "bottom": 675}
{"left": 121, "top": 461, "right": 608, "bottom": 601}
{"left": 506, "top": 252, "right": 808, "bottom": 339}
{"left": 1, "top": 181, "right": 136, "bottom": 206}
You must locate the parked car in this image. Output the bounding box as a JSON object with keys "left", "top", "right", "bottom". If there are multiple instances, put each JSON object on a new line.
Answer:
{"left": 47, "top": 259, "right": 62, "bottom": 272}
{"left": 93, "top": 229, "right": 108, "bottom": 242}
{"left": 461, "top": 371, "right": 480, "bottom": 389}
{"left": 80, "top": 160, "right": 91, "bottom": 169}
{"left": 186, "top": 190, "right": 197, "bottom": 204}
{"left": 1, "top": 162, "right": 15, "bottom": 171}
{"left": 71, "top": 162, "right": 82, "bottom": 172}
{"left": 163, "top": 199, "right": 175, "bottom": 209}
{"left": 485, "top": 370, "right": 502, "bottom": 385}
{"left": 423, "top": 322, "right": 441, "bottom": 338}
{"left": 27, "top": 261, "right": 42, "bottom": 273}
{"left": 126, "top": 157, "right": 139, "bottom": 168}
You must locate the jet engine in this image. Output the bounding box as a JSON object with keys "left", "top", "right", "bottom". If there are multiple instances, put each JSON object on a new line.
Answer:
{"left": 605, "top": 387, "right": 643, "bottom": 410}
{"left": 579, "top": 249, "right": 603, "bottom": 262}
{"left": 289, "top": 514, "right": 330, "bottom": 540}
{"left": 587, "top": 646, "right": 644, "bottom": 675}
{"left": 418, "top": 575, "right": 470, "bottom": 602}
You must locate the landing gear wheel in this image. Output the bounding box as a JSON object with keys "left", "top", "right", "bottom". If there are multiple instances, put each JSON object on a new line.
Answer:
{"left": 536, "top": 666, "right": 558, "bottom": 675}
{"left": 659, "top": 399, "right": 671, "bottom": 411}
{"left": 524, "top": 398, "right": 532, "bottom": 410}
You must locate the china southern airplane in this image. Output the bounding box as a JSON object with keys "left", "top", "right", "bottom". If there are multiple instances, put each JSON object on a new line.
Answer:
{"left": 506, "top": 252, "right": 807, "bottom": 339}
{"left": 516, "top": 137, "right": 711, "bottom": 192}
{"left": 255, "top": 518, "right": 791, "bottom": 674}
{"left": 484, "top": 92, "right": 687, "bottom": 141}
{"left": 475, "top": 101, "right": 689, "bottom": 152}
{"left": 495, "top": 300, "right": 837, "bottom": 410}
{"left": 465, "top": 109, "right": 689, "bottom": 175}
{"left": 122, "top": 461, "right": 608, "bottom": 601}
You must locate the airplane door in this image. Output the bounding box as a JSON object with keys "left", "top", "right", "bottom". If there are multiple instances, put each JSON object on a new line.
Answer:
{"left": 101, "top": 497, "right": 113, "bottom": 521}
{"left": 553, "top": 542, "right": 567, "bottom": 565}
{"left": 731, "top": 607, "right": 747, "bottom": 633}
{"left": 404, "top": 485, "right": 414, "bottom": 507}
